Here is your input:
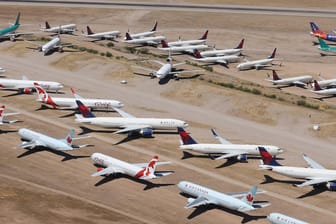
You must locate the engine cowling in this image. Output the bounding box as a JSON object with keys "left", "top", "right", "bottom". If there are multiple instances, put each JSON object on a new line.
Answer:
{"left": 326, "top": 182, "right": 336, "bottom": 191}
{"left": 19, "top": 87, "right": 33, "bottom": 94}
{"left": 237, "top": 154, "right": 247, "bottom": 161}
{"left": 187, "top": 198, "right": 195, "bottom": 204}
{"left": 139, "top": 128, "right": 153, "bottom": 138}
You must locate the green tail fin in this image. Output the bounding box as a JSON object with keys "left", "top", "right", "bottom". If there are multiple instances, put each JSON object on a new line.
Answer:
{"left": 318, "top": 37, "right": 329, "bottom": 50}
{"left": 14, "top": 12, "right": 20, "bottom": 26}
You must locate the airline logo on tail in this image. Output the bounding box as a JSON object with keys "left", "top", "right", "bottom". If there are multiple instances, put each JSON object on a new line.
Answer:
{"left": 65, "top": 129, "right": 75, "bottom": 144}
{"left": 0, "top": 105, "right": 5, "bottom": 120}
{"left": 268, "top": 48, "right": 277, "bottom": 59}
{"left": 258, "top": 147, "right": 281, "bottom": 166}
{"left": 310, "top": 22, "right": 327, "bottom": 39}
{"left": 242, "top": 185, "right": 257, "bottom": 206}
{"left": 199, "top": 30, "right": 209, "bottom": 40}
{"left": 135, "top": 155, "right": 158, "bottom": 179}
{"left": 236, "top": 38, "right": 245, "bottom": 49}
{"left": 272, "top": 70, "right": 281, "bottom": 81}
{"left": 178, "top": 127, "right": 197, "bottom": 145}
{"left": 34, "top": 83, "right": 58, "bottom": 108}
{"left": 75, "top": 100, "right": 96, "bottom": 118}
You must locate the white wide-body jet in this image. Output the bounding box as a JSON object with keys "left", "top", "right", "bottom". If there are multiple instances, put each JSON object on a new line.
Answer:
{"left": 311, "top": 80, "right": 336, "bottom": 96}
{"left": 26, "top": 36, "right": 72, "bottom": 55}
{"left": 34, "top": 83, "right": 123, "bottom": 110}
{"left": 268, "top": 213, "right": 309, "bottom": 224}
{"left": 267, "top": 70, "right": 312, "bottom": 88}
{"left": 0, "top": 76, "right": 63, "bottom": 94}
{"left": 124, "top": 32, "right": 165, "bottom": 46}
{"left": 167, "top": 30, "right": 208, "bottom": 47}
{"left": 191, "top": 49, "right": 240, "bottom": 67}
{"left": 259, "top": 147, "right": 336, "bottom": 190}
{"left": 178, "top": 128, "right": 283, "bottom": 161}
{"left": 91, "top": 152, "right": 173, "bottom": 180}
{"left": 237, "top": 48, "right": 278, "bottom": 70}
{"left": 158, "top": 40, "right": 209, "bottom": 53}
{"left": 0, "top": 105, "right": 20, "bottom": 125}
{"left": 128, "top": 21, "right": 158, "bottom": 39}
{"left": 40, "top": 21, "right": 77, "bottom": 34}
{"left": 75, "top": 100, "right": 188, "bottom": 137}
{"left": 18, "top": 128, "right": 90, "bottom": 151}
{"left": 200, "top": 39, "right": 245, "bottom": 57}
{"left": 82, "top": 26, "right": 120, "bottom": 41}
{"left": 178, "top": 181, "right": 269, "bottom": 213}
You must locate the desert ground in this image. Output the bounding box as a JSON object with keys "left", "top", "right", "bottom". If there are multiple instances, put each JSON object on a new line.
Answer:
{"left": 0, "top": 1, "right": 336, "bottom": 224}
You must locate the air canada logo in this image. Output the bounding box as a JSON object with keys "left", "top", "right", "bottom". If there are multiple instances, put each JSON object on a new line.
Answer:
{"left": 246, "top": 194, "right": 253, "bottom": 202}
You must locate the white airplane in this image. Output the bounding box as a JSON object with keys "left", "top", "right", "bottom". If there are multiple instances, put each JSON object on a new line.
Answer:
{"left": 0, "top": 105, "right": 20, "bottom": 125}
{"left": 237, "top": 48, "right": 278, "bottom": 70}
{"left": 178, "top": 128, "right": 283, "bottom": 161}
{"left": 0, "top": 76, "right": 63, "bottom": 94}
{"left": 268, "top": 213, "right": 309, "bottom": 224}
{"left": 167, "top": 30, "right": 208, "bottom": 47}
{"left": 178, "top": 181, "right": 269, "bottom": 213}
{"left": 81, "top": 26, "right": 120, "bottom": 41}
{"left": 0, "top": 67, "right": 6, "bottom": 73}
{"left": 259, "top": 147, "right": 336, "bottom": 190}
{"left": 312, "top": 77, "right": 336, "bottom": 89}
{"left": 191, "top": 49, "right": 240, "bottom": 67}
{"left": 40, "top": 21, "right": 77, "bottom": 34}
{"left": 26, "top": 35, "right": 72, "bottom": 56}
{"left": 75, "top": 100, "right": 188, "bottom": 137}
{"left": 91, "top": 152, "right": 173, "bottom": 180}
{"left": 199, "top": 39, "right": 245, "bottom": 57}
{"left": 266, "top": 70, "right": 312, "bottom": 88}
{"left": 18, "top": 128, "right": 90, "bottom": 151}
{"left": 34, "top": 83, "right": 123, "bottom": 110}
{"left": 158, "top": 40, "right": 209, "bottom": 53}
{"left": 0, "top": 12, "right": 34, "bottom": 41}
{"left": 311, "top": 80, "right": 336, "bottom": 96}
{"left": 128, "top": 21, "right": 158, "bottom": 39}
{"left": 124, "top": 32, "right": 165, "bottom": 46}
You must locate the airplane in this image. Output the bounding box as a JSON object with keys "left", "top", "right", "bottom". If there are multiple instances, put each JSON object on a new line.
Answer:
{"left": 81, "top": 26, "right": 120, "bottom": 41}
{"left": 312, "top": 76, "right": 336, "bottom": 89}
{"left": 259, "top": 147, "right": 336, "bottom": 190}
{"left": 75, "top": 100, "right": 188, "bottom": 137}
{"left": 158, "top": 40, "right": 209, "bottom": 54}
{"left": 191, "top": 49, "right": 240, "bottom": 67}
{"left": 40, "top": 21, "right": 77, "bottom": 34}
{"left": 268, "top": 212, "right": 309, "bottom": 224}
{"left": 199, "top": 39, "right": 245, "bottom": 57}
{"left": 310, "top": 22, "right": 336, "bottom": 43}
{"left": 0, "top": 12, "right": 33, "bottom": 41}
{"left": 91, "top": 152, "right": 173, "bottom": 180}
{"left": 127, "top": 21, "right": 158, "bottom": 39}
{"left": 178, "top": 181, "right": 270, "bottom": 213}
{"left": 316, "top": 36, "right": 336, "bottom": 53}
{"left": 167, "top": 30, "right": 208, "bottom": 47}
{"left": 26, "top": 35, "right": 73, "bottom": 56}
{"left": 0, "top": 76, "right": 63, "bottom": 94}
{"left": 0, "top": 67, "right": 6, "bottom": 73}
{"left": 311, "top": 80, "right": 336, "bottom": 96}
{"left": 236, "top": 48, "right": 278, "bottom": 70}
{"left": 34, "top": 83, "right": 123, "bottom": 110}
{"left": 266, "top": 70, "right": 312, "bottom": 88}
{"left": 124, "top": 32, "right": 166, "bottom": 46}
{"left": 0, "top": 105, "right": 20, "bottom": 125}
{"left": 178, "top": 127, "right": 283, "bottom": 161}
{"left": 18, "top": 128, "right": 90, "bottom": 151}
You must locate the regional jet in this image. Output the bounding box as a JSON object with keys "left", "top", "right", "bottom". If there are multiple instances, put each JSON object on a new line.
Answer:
{"left": 191, "top": 49, "right": 240, "bottom": 67}
{"left": 75, "top": 100, "right": 188, "bottom": 137}
{"left": 311, "top": 80, "right": 336, "bottom": 96}
{"left": 81, "top": 26, "right": 120, "bottom": 41}
{"left": 0, "top": 105, "right": 20, "bottom": 125}
{"left": 167, "top": 30, "right": 208, "bottom": 47}
{"left": 310, "top": 22, "right": 336, "bottom": 43}
{"left": 0, "top": 12, "right": 32, "bottom": 41}
{"left": 34, "top": 83, "right": 123, "bottom": 110}
{"left": 268, "top": 213, "right": 309, "bottom": 224}
{"left": 266, "top": 70, "right": 312, "bottom": 88}
{"left": 91, "top": 152, "right": 173, "bottom": 180}
{"left": 178, "top": 128, "right": 283, "bottom": 161}
{"left": 236, "top": 48, "right": 278, "bottom": 70}
{"left": 259, "top": 147, "right": 336, "bottom": 190}
{"left": 40, "top": 21, "right": 77, "bottom": 34}
{"left": 199, "top": 39, "right": 245, "bottom": 57}
{"left": 26, "top": 35, "right": 73, "bottom": 55}
{"left": 127, "top": 21, "right": 158, "bottom": 39}
{"left": 124, "top": 32, "right": 165, "bottom": 46}
{"left": 158, "top": 40, "right": 209, "bottom": 54}
{"left": 178, "top": 181, "right": 269, "bottom": 213}
{"left": 18, "top": 128, "right": 90, "bottom": 151}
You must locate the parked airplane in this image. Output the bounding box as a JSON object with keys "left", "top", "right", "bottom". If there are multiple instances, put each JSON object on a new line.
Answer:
{"left": 26, "top": 35, "right": 72, "bottom": 55}
{"left": 317, "top": 37, "right": 336, "bottom": 53}
{"left": 124, "top": 32, "right": 165, "bottom": 46}
{"left": 311, "top": 80, "right": 336, "bottom": 96}
{"left": 81, "top": 26, "right": 120, "bottom": 41}
{"left": 310, "top": 22, "right": 336, "bottom": 43}
{"left": 237, "top": 48, "right": 278, "bottom": 70}
{"left": 266, "top": 70, "right": 312, "bottom": 88}
{"left": 40, "top": 21, "right": 77, "bottom": 34}
{"left": 312, "top": 77, "right": 336, "bottom": 89}
{"left": 18, "top": 128, "right": 90, "bottom": 151}
{"left": 178, "top": 128, "right": 282, "bottom": 161}
{"left": 259, "top": 147, "right": 336, "bottom": 190}
{"left": 0, "top": 76, "right": 63, "bottom": 94}
{"left": 268, "top": 212, "right": 309, "bottom": 224}
{"left": 191, "top": 49, "right": 240, "bottom": 67}
{"left": 128, "top": 21, "right": 158, "bottom": 39}
{"left": 199, "top": 39, "right": 245, "bottom": 57}
{"left": 75, "top": 100, "right": 188, "bottom": 137}
{"left": 178, "top": 181, "right": 269, "bottom": 213}
{"left": 167, "top": 30, "right": 208, "bottom": 47}
{"left": 0, "top": 67, "right": 6, "bottom": 73}
{"left": 34, "top": 83, "right": 123, "bottom": 110}
{"left": 158, "top": 40, "right": 209, "bottom": 53}
{"left": 91, "top": 152, "right": 173, "bottom": 180}
{"left": 0, "top": 105, "right": 20, "bottom": 125}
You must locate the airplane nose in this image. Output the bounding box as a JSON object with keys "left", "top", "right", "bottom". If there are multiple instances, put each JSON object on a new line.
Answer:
{"left": 183, "top": 122, "right": 188, "bottom": 127}
{"left": 177, "top": 181, "right": 185, "bottom": 190}
{"left": 277, "top": 148, "right": 284, "bottom": 154}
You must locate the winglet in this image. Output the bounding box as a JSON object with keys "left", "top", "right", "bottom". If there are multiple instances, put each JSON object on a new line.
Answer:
{"left": 258, "top": 147, "right": 281, "bottom": 166}
{"left": 178, "top": 127, "right": 197, "bottom": 145}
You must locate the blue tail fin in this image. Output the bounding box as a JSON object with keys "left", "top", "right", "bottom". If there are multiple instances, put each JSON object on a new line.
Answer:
{"left": 178, "top": 127, "right": 197, "bottom": 145}
{"left": 310, "top": 22, "right": 321, "bottom": 34}
{"left": 258, "top": 147, "right": 281, "bottom": 166}
{"left": 75, "top": 100, "right": 96, "bottom": 118}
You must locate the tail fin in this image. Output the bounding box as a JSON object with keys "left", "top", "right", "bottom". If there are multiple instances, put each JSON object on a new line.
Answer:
{"left": 235, "top": 38, "right": 244, "bottom": 49}
{"left": 65, "top": 129, "right": 75, "bottom": 145}
{"left": 178, "top": 127, "right": 198, "bottom": 145}
{"left": 258, "top": 147, "right": 281, "bottom": 166}
{"left": 45, "top": 21, "right": 51, "bottom": 29}
{"left": 34, "top": 82, "right": 48, "bottom": 101}
{"left": 313, "top": 80, "right": 322, "bottom": 91}
{"left": 310, "top": 22, "right": 324, "bottom": 35}
{"left": 135, "top": 155, "right": 158, "bottom": 179}
{"left": 125, "top": 32, "right": 133, "bottom": 41}
{"left": 241, "top": 186, "right": 257, "bottom": 206}
{"left": 87, "top": 26, "right": 94, "bottom": 35}
{"left": 199, "top": 30, "right": 208, "bottom": 40}
{"left": 272, "top": 70, "right": 281, "bottom": 80}
{"left": 160, "top": 40, "right": 169, "bottom": 48}
{"left": 75, "top": 100, "right": 96, "bottom": 118}
{"left": 14, "top": 12, "right": 20, "bottom": 26}
{"left": 268, "top": 48, "right": 277, "bottom": 59}
{"left": 151, "top": 21, "right": 158, "bottom": 32}
{"left": 0, "top": 105, "right": 5, "bottom": 122}
{"left": 193, "top": 49, "right": 202, "bottom": 58}
{"left": 318, "top": 37, "right": 329, "bottom": 49}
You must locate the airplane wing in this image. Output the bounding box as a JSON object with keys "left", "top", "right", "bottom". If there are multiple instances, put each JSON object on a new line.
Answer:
{"left": 133, "top": 161, "right": 171, "bottom": 168}
{"left": 151, "top": 60, "right": 166, "bottom": 66}
{"left": 19, "top": 140, "right": 46, "bottom": 149}
{"left": 91, "top": 166, "right": 124, "bottom": 177}
{"left": 303, "top": 154, "right": 325, "bottom": 169}
{"left": 210, "top": 129, "right": 231, "bottom": 144}
{"left": 296, "top": 177, "right": 335, "bottom": 188}
{"left": 185, "top": 196, "right": 212, "bottom": 208}
{"left": 255, "top": 64, "right": 272, "bottom": 70}
{"left": 212, "top": 152, "right": 246, "bottom": 160}
{"left": 173, "top": 62, "right": 185, "bottom": 67}
{"left": 292, "top": 81, "right": 307, "bottom": 87}
{"left": 228, "top": 190, "right": 267, "bottom": 198}
{"left": 215, "top": 59, "right": 228, "bottom": 65}
{"left": 114, "top": 124, "right": 152, "bottom": 134}
{"left": 132, "top": 65, "right": 156, "bottom": 73}
{"left": 113, "top": 107, "right": 135, "bottom": 118}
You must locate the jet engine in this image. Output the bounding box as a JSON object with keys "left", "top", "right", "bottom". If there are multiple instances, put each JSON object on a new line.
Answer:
{"left": 187, "top": 198, "right": 195, "bottom": 204}
{"left": 237, "top": 154, "right": 247, "bottom": 161}
{"left": 19, "top": 87, "right": 34, "bottom": 94}
{"left": 326, "top": 182, "right": 336, "bottom": 191}
{"left": 139, "top": 128, "right": 153, "bottom": 137}
{"left": 58, "top": 47, "right": 64, "bottom": 53}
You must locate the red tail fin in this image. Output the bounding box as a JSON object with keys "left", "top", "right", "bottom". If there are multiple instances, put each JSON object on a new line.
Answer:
{"left": 236, "top": 38, "right": 244, "bottom": 49}
{"left": 199, "top": 30, "right": 208, "bottom": 40}
{"left": 125, "top": 32, "right": 132, "bottom": 40}
{"left": 151, "top": 21, "right": 158, "bottom": 32}
{"left": 272, "top": 70, "right": 281, "bottom": 80}
{"left": 161, "top": 40, "right": 169, "bottom": 48}
{"left": 45, "top": 21, "right": 51, "bottom": 29}
{"left": 135, "top": 156, "right": 158, "bottom": 179}
{"left": 268, "top": 48, "right": 277, "bottom": 59}
{"left": 87, "top": 26, "right": 94, "bottom": 35}
{"left": 313, "top": 80, "right": 322, "bottom": 91}
{"left": 193, "top": 49, "right": 202, "bottom": 58}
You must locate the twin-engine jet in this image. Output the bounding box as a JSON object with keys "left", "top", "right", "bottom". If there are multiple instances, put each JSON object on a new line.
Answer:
{"left": 124, "top": 32, "right": 166, "bottom": 46}
{"left": 40, "top": 21, "right": 77, "bottom": 34}
{"left": 167, "top": 30, "right": 208, "bottom": 47}
{"left": 127, "top": 21, "right": 158, "bottom": 39}
{"left": 81, "top": 26, "right": 120, "bottom": 41}
{"left": 237, "top": 48, "right": 278, "bottom": 70}
{"left": 0, "top": 105, "right": 20, "bottom": 125}
{"left": 311, "top": 80, "right": 336, "bottom": 96}
{"left": 199, "top": 39, "right": 244, "bottom": 57}
{"left": 191, "top": 49, "right": 240, "bottom": 67}
{"left": 26, "top": 35, "right": 73, "bottom": 55}
{"left": 266, "top": 70, "right": 312, "bottom": 88}
{"left": 0, "top": 12, "right": 32, "bottom": 41}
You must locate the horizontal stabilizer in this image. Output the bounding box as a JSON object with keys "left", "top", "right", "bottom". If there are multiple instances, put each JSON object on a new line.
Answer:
{"left": 154, "top": 171, "right": 174, "bottom": 177}
{"left": 252, "top": 202, "right": 271, "bottom": 209}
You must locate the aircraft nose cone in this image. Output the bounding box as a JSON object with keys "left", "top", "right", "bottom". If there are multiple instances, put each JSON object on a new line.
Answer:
{"left": 183, "top": 122, "right": 188, "bottom": 127}
{"left": 177, "top": 181, "right": 185, "bottom": 190}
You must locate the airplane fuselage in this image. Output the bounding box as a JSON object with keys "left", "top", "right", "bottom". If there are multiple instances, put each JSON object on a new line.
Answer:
{"left": 265, "top": 166, "right": 336, "bottom": 180}
{"left": 268, "top": 212, "right": 309, "bottom": 224}
{"left": 125, "top": 35, "right": 165, "bottom": 45}
{"left": 159, "top": 44, "right": 209, "bottom": 52}
{"left": 86, "top": 31, "right": 120, "bottom": 40}
{"left": 39, "top": 97, "right": 123, "bottom": 109}
{"left": 194, "top": 55, "right": 240, "bottom": 64}
{"left": 271, "top": 76, "right": 312, "bottom": 86}
{"left": 168, "top": 39, "right": 206, "bottom": 47}
{"left": 0, "top": 24, "right": 19, "bottom": 37}
{"left": 41, "top": 24, "right": 76, "bottom": 34}
{"left": 314, "top": 79, "right": 336, "bottom": 89}
{"left": 0, "top": 79, "right": 63, "bottom": 92}
{"left": 156, "top": 63, "right": 173, "bottom": 79}
{"left": 311, "top": 88, "right": 336, "bottom": 96}
{"left": 129, "top": 31, "right": 155, "bottom": 39}
{"left": 42, "top": 37, "right": 61, "bottom": 55}
{"left": 237, "top": 58, "right": 274, "bottom": 70}
{"left": 200, "top": 48, "right": 242, "bottom": 57}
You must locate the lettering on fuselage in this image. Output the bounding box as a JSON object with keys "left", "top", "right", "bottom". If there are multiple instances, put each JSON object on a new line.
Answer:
{"left": 185, "top": 183, "right": 208, "bottom": 195}
{"left": 94, "top": 102, "right": 112, "bottom": 108}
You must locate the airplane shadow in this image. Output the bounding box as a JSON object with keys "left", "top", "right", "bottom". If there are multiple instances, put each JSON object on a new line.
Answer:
{"left": 297, "top": 185, "right": 328, "bottom": 199}
{"left": 260, "top": 175, "right": 302, "bottom": 185}
{"left": 312, "top": 95, "right": 336, "bottom": 101}
{"left": 114, "top": 130, "right": 177, "bottom": 145}
{"left": 0, "top": 129, "right": 18, "bottom": 134}
{"left": 158, "top": 74, "right": 202, "bottom": 85}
